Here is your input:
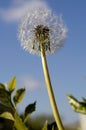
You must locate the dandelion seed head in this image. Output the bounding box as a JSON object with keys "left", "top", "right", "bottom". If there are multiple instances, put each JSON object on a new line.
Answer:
{"left": 18, "top": 7, "right": 67, "bottom": 55}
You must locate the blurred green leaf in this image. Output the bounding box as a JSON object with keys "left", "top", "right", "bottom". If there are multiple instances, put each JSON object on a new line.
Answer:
{"left": 82, "top": 97, "right": 86, "bottom": 103}
{"left": 42, "top": 121, "right": 48, "bottom": 130}
{"left": 8, "top": 77, "right": 16, "bottom": 92}
{"left": 48, "top": 122, "right": 57, "bottom": 130}
{"left": 13, "top": 88, "right": 25, "bottom": 106}
{"left": 0, "top": 102, "right": 14, "bottom": 116}
{"left": 52, "top": 127, "right": 54, "bottom": 130}
{"left": 24, "top": 101, "right": 36, "bottom": 123}
{"left": 67, "top": 94, "right": 86, "bottom": 114}
{"left": 0, "top": 89, "right": 12, "bottom": 107}
{"left": 0, "top": 112, "right": 14, "bottom": 121}
{"left": 0, "top": 83, "right": 6, "bottom": 90}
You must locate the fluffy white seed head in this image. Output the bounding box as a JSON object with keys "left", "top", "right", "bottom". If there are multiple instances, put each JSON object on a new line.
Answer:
{"left": 18, "top": 7, "right": 67, "bottom": 55}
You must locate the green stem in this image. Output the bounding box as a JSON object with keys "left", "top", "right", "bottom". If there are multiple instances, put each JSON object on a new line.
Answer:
{"left": 14, "top": 112, "right": 28, "bottom": 130}
{"left": 40, "top": 45, "right": 64, "bottom": 130}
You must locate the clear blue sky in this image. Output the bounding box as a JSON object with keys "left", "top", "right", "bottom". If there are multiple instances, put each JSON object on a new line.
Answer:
{"left": 0, "top": 0, "right": 86, "bottom": 125}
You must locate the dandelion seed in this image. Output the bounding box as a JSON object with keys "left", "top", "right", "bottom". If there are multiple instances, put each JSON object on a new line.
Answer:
{"left": 18, "top": 7, "right": 67, "bottom": 55}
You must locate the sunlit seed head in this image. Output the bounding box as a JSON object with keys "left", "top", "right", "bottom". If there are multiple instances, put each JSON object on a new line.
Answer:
{"left": 18, "top": 7, "right": 67, "bottom": 55}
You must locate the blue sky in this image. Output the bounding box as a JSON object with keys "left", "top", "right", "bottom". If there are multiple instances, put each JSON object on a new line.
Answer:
{"left": 0, "top": 0, "right": 86, "bottom": 125}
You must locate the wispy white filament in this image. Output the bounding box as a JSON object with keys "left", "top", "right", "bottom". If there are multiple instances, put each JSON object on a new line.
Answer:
{"left": 18, "top": 7, "right": 67, "bottom": 55}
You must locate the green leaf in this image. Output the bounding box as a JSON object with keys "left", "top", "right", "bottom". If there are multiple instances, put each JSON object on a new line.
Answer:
{"left": 0, "top": 83, "right": 6, "bottom": 90}
{"left": 67, "top": 94, "right": 86, "bottom": 114}
{"left": 82, "top": 97, "right": 86, "bottom": 103}
{"left": 42, "top": 121, "right": 48, "bottom": 130}
{"left": 52, "top": 126, "right": 54, "bottom": 130}
{"left": 8, "top": 77, "right": 16, "bottom": 92}
{"left": 13, "top": 88, "right": 25, "bottom": 106}
{"left": 43, "top": 122, "right": 57, "bottom": 130}
{"left": 24, "top": 101, "right": 36, "bottom": 123}
{"left": 0, "top": 112, "right": 14, "bottom": 121}
{"left": 48, "top": 122, "right": 57, "bottom": 130}
{"left": 0, "top": 89, "right": 12, "bottom": 107}
{"left": 0, "top": 102, "right": 14, "bottom": 115}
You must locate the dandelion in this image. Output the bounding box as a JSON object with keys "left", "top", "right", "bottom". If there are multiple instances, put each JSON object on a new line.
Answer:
{"left": 19, "top": 8, "right": 67, "bottom": 55}
{"left": 18, "top": 7, "right": 67, "bottom": 130}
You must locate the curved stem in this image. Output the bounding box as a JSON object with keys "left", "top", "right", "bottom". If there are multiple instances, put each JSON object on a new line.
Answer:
{"left": 40, "top": 45, "right": 64, "bottom": 130}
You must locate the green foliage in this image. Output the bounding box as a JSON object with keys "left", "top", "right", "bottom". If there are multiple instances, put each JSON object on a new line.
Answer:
{"left": 67, "top": 94, "right": 86, "bottom": 114}
{"left": 0, "top": 77, "right": 35, "bottom": 130}
{"left": 0, "top": 112, "right": 14, "bottom": 121}
{"left": 42, "top": 121, "right": 48, "bottom": 130}
{"left": 24, "top": 101, "right": 36, "bottom": 123}
{"left": 0, "top": 77, "right": 58, "bottom": 130}
{"left": 42, "top": 121, "right": 57, "bottom": 130}
{"left": 13, "top": 88, "right": 25, "bottom": 106}
{"left": 8, "top": 77, "right": 16, "bottom": 93}
{"left": 0, "top": 83, "right": 6, "bottom": 90}
{"left": 0, "top": 88, "right": 12, "bottom": 107}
